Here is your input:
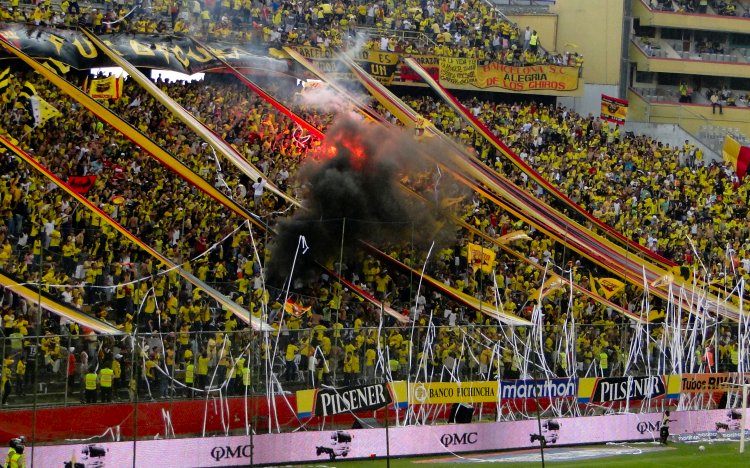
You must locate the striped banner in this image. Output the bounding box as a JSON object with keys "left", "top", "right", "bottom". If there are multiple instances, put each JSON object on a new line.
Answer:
{"left": 195, "top": 39, "right": 324, "bottom": 141}
{"left": 80, "top": 28, "right": 298, "bottom": 208}
{"left": 0, "top": 33, "right": 263, "bottom": 231}
{"left": 346, "top": 57, "right": 744, "bottom": 322}
{"left": 0, "top": 133, "right": 271, "bottom": 331}
{"left": 402, "top": 186, "right": 646, "bottom": 323}
{"left": 0, "top": 270, "right": 122, "bottom": 335}
{"left": 0, "top": 38, "right": 271, "bottom": 330}
{"left": 362, "top": 242, "right": 531, "bottom": 326}
{"left": 403, "top": 58, "right": 674, "bottom": 271}
{"left": 282, "top": 47, "right": 386, "bottom": 124}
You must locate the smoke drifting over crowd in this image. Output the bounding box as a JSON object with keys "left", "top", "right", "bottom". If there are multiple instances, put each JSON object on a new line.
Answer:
{"left": 267, "top": 116, "right": 465, "bottom": 283}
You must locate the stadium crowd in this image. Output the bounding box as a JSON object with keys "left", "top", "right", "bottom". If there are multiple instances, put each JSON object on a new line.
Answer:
{"left": 0, "top": 0, "right": 573, "bottom": 67}
{"left": 0, "top": 58, "right": 747, "bottom": 407}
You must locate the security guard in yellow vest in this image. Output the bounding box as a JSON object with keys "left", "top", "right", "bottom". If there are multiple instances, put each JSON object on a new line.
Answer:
{"left": 5, "top": 437, "right": 25, "bottom": 468}
{"left": 99, "top": 363, "right": 114, "bottom": 402}
{"left": 729, "top": 343, "right": 739, "bottom": 372}
{"left": 529, "top": 30, "right": 539, "bottom": 52}
{"left": 84, "top": 367, "right": 98, "bottom": 403}
{"left": 184, "top": 362, "right": 195, "bottom": 398}
{"left": 599, "top": 350, "right": 609, "bottom": 377}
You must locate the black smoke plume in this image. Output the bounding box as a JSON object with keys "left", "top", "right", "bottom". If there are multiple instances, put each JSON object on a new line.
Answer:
{"left": 266, "top": 116, "right": 463, "bottom": 284}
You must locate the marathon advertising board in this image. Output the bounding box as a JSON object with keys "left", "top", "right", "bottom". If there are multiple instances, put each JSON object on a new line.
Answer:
{"left": 499, "top": 377, "right": 578, "bottom": 400}
{"left": 578, "top": 375, "right": 681, "bottom": 403}
{"left": 32, "top": 409, "right": 747, "bottom": 466}
{"left": 296, "top": 381, "right": 407, "bottom": 417}
{"left": 0, "top": 22, "right": 287, "bottom": 75}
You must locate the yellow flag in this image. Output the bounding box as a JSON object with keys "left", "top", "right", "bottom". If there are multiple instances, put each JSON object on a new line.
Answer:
{"left": 588, "top": 273, "right": 598, "bottom": 296}
{"left": 29, "top": 95, "right": 62, "bottom": 127}
{"left": 596, "top": 277, "right": 626, "bottom": 299}
{"left": 0, "top": 67, "right": 9, "bottom": 95}
{"left": 89, "top": 75, "right": 123, "bottom": 100}
{"left": 466, "top": 242, "right": 496, "bottom": 274}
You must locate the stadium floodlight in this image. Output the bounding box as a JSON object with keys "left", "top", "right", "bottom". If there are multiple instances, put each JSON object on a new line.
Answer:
{"left": 721, "top": 382, "right": 749, "bottom": 453}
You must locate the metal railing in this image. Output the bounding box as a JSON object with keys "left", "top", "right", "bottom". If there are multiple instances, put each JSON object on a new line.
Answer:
{"left": 1, "top": 322, "right": 745, "bottom": 412}
{"left": 352, "top": 26, "right": 437, "bottom": 49}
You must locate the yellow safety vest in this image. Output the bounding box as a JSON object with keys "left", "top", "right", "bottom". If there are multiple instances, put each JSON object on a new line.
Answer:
{"left": 599, "top": 353, "right": 608, "bottom": 369}
{"left": 185, "top": 364, "right": 194, "bottom": 383}
{"left": 85, "top": 372, "right": 98, "bottom": 390}
{"left": 243, "top": 367, "right": 251, "bottom": 386}
{"left": 100, "top": 368, "right": 113, "bottom": 387}
{"left": 7, "top": 450, "right": 23, "bottom": 468}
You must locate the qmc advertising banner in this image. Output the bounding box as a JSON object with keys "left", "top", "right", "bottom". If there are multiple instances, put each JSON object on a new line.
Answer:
{"left": 33, "top": 409, "right": 748, "bottom": 466}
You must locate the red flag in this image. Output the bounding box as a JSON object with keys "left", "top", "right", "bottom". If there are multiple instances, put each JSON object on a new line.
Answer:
{"left": 67, "top": 175, "right": 97, "bottom": 194}
{"left": 722, "top": 135, "right": 750, "bottom": 178}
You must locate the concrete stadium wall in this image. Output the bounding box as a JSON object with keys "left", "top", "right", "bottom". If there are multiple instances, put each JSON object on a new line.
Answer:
{"left": 552, "top": 0, "right": 624, "bottom": 86}
{"left": 506, "top": 14, "right": 559, "bottom": 52}
{"left": 557, "top": 83, "right": 618, "bottom": 118}
{"left": 624, "top": 121, "right": 721, "bottom": 163}
{"left": 30, "top": 408, "right": 749, "bottom": 466}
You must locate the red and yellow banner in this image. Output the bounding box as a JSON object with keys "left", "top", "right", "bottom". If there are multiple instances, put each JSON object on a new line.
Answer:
{"left": 723, "top": 134, "right": 750, "bottom": 178}
{"left": 284, "top": 298, "right": 311, "bottom": 318}
{"left": 473, "top": 63, "right": 579, "bottom": 92}
{"left": 600, "top": 94, "right": 628, "bottom": 125}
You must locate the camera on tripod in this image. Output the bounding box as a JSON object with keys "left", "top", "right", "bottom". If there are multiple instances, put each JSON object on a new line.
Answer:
{"left": 529, "top": 433, "right": 547, "bottom": 447}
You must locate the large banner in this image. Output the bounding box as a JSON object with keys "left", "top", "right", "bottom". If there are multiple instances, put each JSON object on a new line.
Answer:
{"left": 0, "top": 23, "right": 287, "bottom": 75}
{"left": 408, "top": 379, "right": 578, "bottom": 404}
{"left": 578, "top": 375, "right": 681, "bottom": 403}
{"left": 433, "top": 59, "right": 579, "bottom": 91}
{"left": 499, "top": 377, "right": 578, "bottom": 400}
{"left": 408, "top": 381, "right": 499, "bottom": 404}
{"left": 473, "top": 63, "right": 579, "bottom": 91}
{"left": 296, "top": 381, "right": 407, "bottom": 417}
{"left": 31, "top": 409, "right": 749, "bottom": 466}
{"left": 287, "top": 46, "right": 399, "bottom": 85}
{"left": 286, "top": 47, "right": 580, "bottom": 93}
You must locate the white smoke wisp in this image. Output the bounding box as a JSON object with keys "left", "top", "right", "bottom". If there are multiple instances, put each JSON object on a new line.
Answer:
{"left": 294, "top": 32, "right": 373, "bottom": 116}
{"left": 296, "top": 83, "right": 358, "bottom": 115}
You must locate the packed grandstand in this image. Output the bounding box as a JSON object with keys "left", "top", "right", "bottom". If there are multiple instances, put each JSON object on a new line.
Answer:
{"left": 0, "top": 0, "right": 749, "bottom": 466}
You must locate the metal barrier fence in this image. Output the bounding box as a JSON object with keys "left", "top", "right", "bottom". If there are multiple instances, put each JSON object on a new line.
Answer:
{"left": 1, "top": 321, "right": 745, "bottom": 412}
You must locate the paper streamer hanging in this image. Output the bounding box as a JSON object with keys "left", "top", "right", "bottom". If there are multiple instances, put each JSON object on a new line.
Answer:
{"left": 80, "top": 27, "right": 298, "bottom": 208}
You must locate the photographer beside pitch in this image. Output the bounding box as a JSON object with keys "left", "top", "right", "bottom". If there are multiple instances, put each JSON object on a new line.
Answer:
{"left": 660, "top": 410, "right": 676, "bottom": 445}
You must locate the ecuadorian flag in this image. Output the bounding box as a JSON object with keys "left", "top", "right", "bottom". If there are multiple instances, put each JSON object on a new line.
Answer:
{"left": 723, "top": 135, "right": 750, "bottom": 178}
